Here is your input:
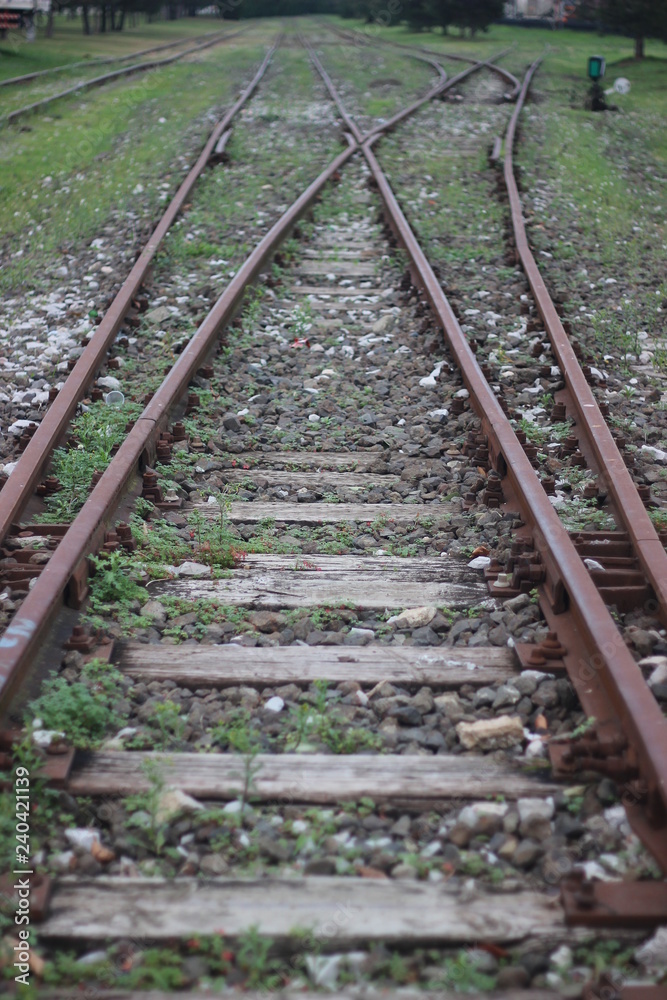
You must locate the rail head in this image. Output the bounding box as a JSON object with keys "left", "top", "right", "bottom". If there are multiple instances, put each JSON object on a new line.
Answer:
{"left": 0, "top": 42, "right": 277, "bottom": 547}
{"left": 304, "top": 45, "right": 667, "bottom": 856}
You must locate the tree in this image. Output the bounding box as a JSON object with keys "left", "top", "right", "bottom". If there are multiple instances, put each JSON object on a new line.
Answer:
{"left": 429, "top": 0, "right": 502, "bottom": 36}
{"left": 404, "top": 0, "right": 436, "bottom": 31}
{"left": 601, "top": 0, "right": 667, "bottom": 59}
{"left": 457, "top": 0, "right": 503, "bottom": 36}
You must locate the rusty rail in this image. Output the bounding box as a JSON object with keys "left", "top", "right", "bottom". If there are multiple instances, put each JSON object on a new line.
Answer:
{"left": 0, "top": 29, "right": 226, "bottom": 89}
{"left": 0, "top": 43, "right": 276, "bottom": 545}
{"left": 504, "top": 61, "right": 667, "bottom": 624}
{"left": 303, "top": 37, "right": 506, "bottom": 144}
{"left": 3, "top": 28, "right": 244, "bottom": 127}
{"left": 0, "top": 42, "right": 512, "bottom": 712}
{"left": 0, "top": 137, "right": 357, "bottom": 713}
{"left": 328, "top": 22, "right": 519, "bottom": 100}
{"left": 2, "top": 28, "right": 666, "bottom": 876}
{"left": 305, "top": 47, "right": 667, "bottom": 867}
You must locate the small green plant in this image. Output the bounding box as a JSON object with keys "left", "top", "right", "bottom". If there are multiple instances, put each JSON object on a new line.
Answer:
{"left": 87, "top": 549, "right": 146, "bottom": 621}
{"left": 144, "top": 700, "right": 186, "bottom": 750}
{"left": 649, "top": 508, "right": 667, "bottom": 530}
{"left": 27, "top": 659, "right": 126, "bottom": 749}
{"left": 118, "top": 948, "right": 186, "bottom": 990}
{"left": 429, "top": 950, "right": 497, "bottom": 992}
{"left": 187, "top": 488, "right": 240, "bottom": 569}
{"left": 236, "top": 926, "right": 283, "bottom": 990}
{"left": 213, "top": 709, "right": 263, "bottom": 815}
{"left": 36, "top": 401, "right": 142, "bottom": 523}
{"left": 124, "top": 759, "right": 169, "bottom": 856}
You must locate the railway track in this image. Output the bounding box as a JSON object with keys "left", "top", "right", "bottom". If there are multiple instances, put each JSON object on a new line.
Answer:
{"left": 0, "top": 27, "right": 243, "bottom": 127}
{"left": 0, "top": 29, "right": 225, "bottom": 90}
{"left": 1, "top": 25, "right": 666, "bottom": 994}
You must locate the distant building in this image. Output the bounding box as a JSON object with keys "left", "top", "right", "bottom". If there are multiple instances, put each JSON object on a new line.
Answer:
{"left": 0, "top": 0, "right": 49, "bottom": 32}
{"left": 503, "top": 0, "right": 578, "bottom": 23}
{"left": 504, "top": 0, "right": 554, "bottom": 15}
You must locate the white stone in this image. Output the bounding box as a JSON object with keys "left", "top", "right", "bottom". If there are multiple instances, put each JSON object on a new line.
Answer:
{"left": 222, "top": 800, "right": 243, "bottom": 814}
{"left": 175, "top": 561, "right": 212, "bottom": 578}
{"left": 305, "top": 954, "right": 342, "bottom": 989}
{"left": 467, "top": 556, "right": 491, "bottom": 569}
{"left": 292, "top": 820, "right": 308, "bottom": 834}
{"left": 264, "top": 696, "right": 285, "bottom": 713}
{"left": 639, "top": 655, "right": 667, "bottom": 688}
{"left": 517, "top": 797, "right": 554, "bottom": 824}
{"left": 456, "top": 715, "right": 524, "bottom": 750}
{"left": 603, "top": 804, "right": 631, "bottom": 835}
{"left": 387, "top": 606, "right": 437, "bottom": 629}
{"left": 32, "top": 729, "right": 64, "bottom": 748}
{"left": 642, "top": 445, "right": 667, "bottom": 464}
{"left": 457, "top": 801, "right": 509, "bottom": 828}
{"left": 65, "top": 828, "right": 101, "bottom": 852}
{"left": 525, "top": 738, "right": 547, "bottom": 760}
{"left": 7, "top": 419, "right": 36, "bottom": 436}
{"left": 50, "top": 850, "right": 75, "bottom": 873}
{"left": 141, "top": 599, "right": 167, "bottom": 625}
{"left": 155, "top": 788, "right": 203, "bottom": 825}
{"left": 346, "top": 627, "right": 375, "bottom": 645}
{"left": 550, "top": 944, "right": 573, "bottom": 970}
{"left": 599, "top": 852, "right": 627, "bottom": 874}
{"left": 578, "top": 859, "right": 616, "bottom": 881}
{"left": 76, "top": 950, "right": 109, "bottom": 967}
{"left": 97, "top": 375, "right": 121, "bottom": 391}
{"left": 635, "top": 927, "right": 667, "bottom": 972}
{"left": 372, "top": 313, "right": 396, "bottom": 334}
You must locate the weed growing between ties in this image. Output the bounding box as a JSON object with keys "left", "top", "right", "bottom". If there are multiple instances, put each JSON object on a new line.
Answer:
{"left": 35, "top": 400, "right": 141, "bottom": 523}
{"left": 211, "top": 682, "right": 384, "bottom": 757}
{"left": 25, "top": 658, "right": 128, "bottom": 749}
{"left": 24, "top": 927, "right": 642, "bottom": 993}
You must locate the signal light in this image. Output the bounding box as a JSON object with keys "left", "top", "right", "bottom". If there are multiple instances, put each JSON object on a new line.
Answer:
{"left": 588, "top": 56, "right": 606, "bottom": 81}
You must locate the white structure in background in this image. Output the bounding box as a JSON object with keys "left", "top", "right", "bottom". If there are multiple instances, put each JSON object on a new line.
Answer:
{"left": 0, "top": 0, "right": 49, "bottom": 36}
{"left": 505, "top": 0, "right": 559, "bottom": 15}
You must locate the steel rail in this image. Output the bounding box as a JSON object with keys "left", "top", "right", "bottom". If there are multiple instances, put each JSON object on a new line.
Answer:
{"left": 2, "top": 28, "right": 242, "bottom": 127}
{"left": 0, "top": 43, "right": 276, "bottom": 544}
{"left": 305, "top": 49, "right": 667, "bottom": 861}
{"left": 504, "top": 61, "right": 667, "bottom": 623}
{"left": 328, "top": 23, "right": 519, "bottom": 100}
{"left": 302, "top": 37, "right": 502, "bottom": 144}
{"left": 363, "top": 53, "right": 511, "bottom": 140}
{"left": 0, "top": 40, "right": 504, "bottom": 709}
{"left": 0, "top": 139, "right": 357, "bottom": 713}
{"left": 0, "top": 30, "right": 225, "bottom": 89}
{"left": 386, "top": 38, "right": 519, "bottom": 98}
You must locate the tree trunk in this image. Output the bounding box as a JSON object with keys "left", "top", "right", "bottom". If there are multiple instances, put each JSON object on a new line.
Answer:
{"left": 116, "top": 9, "right": 125, "bottom": 29}
{"left": 635, "top": 35, "right": 644, "bottom": 59}
{"left": 82, "top": 4, "right": 91, "bottom": 34}
{"left": 109, "top": 6, "right": 116, "bottom": 30}
{"left": 46, "top": 6, "right": 54, "bottom": 36}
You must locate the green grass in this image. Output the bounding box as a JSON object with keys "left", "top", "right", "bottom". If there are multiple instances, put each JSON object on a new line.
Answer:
{"left": 152, "top": 45, "right": 344, "bottom": 283}
{"left": 313, "top": 34, "right": 435, "bottom": 124}
{"left": 0, "top": 14, "right": 224, "bottom": 82}
{"left": 0, "top": 37, "right": 266, "bottom": 294}
{"left": 329, "top": 15, "right": 666, "bottom": 375}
